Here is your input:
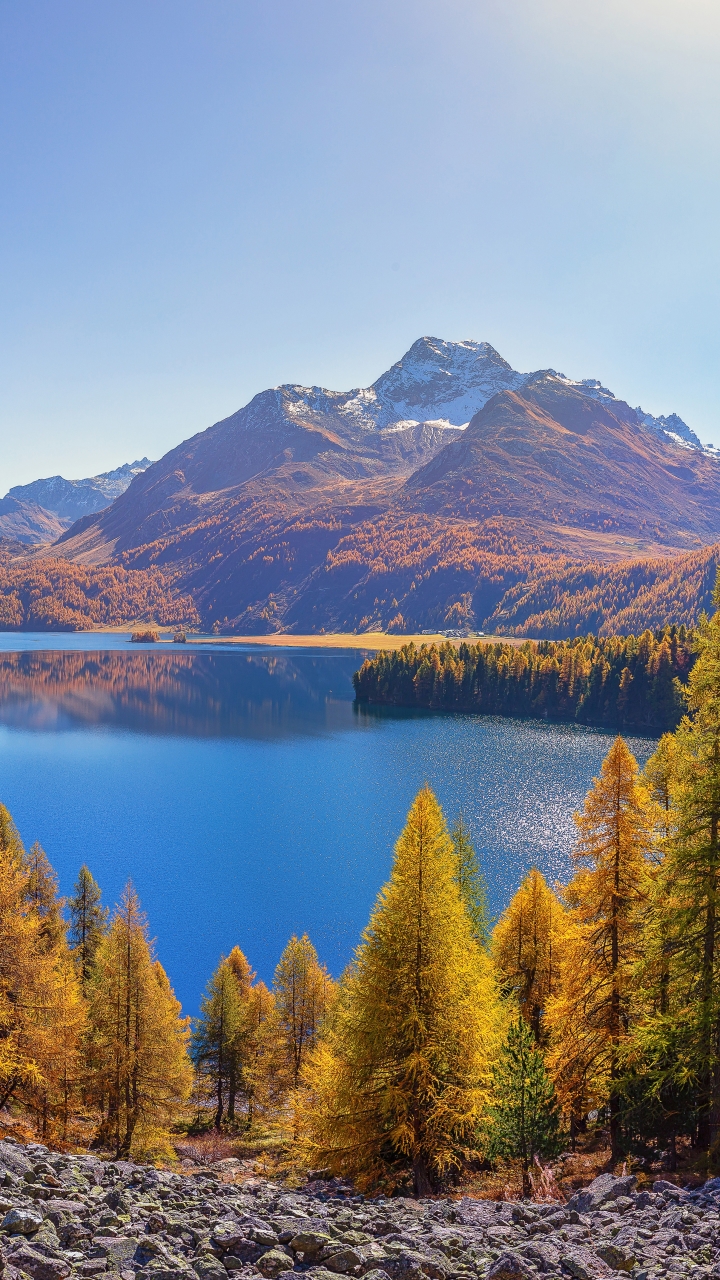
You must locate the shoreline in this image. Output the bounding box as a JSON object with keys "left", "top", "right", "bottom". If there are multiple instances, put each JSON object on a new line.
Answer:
{"left": 85, "top": 628, "right": 532, "bottom": 651}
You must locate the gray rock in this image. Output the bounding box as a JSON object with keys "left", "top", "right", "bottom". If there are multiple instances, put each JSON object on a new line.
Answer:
{"left": 291, "top": 1232, "right": 334, "bottom": 1260}
{"left": 192, "top": 1257, "right": 229, "bottom": 1280}
{"left": 2, "top": 1206, "right": 45, "bottom": 1234}
{"left": 256, "top": 1250, "right": 293, "bottom": 1279}
{"left": 4, "top": 1244, "right": 71, "bottom": 1280}
{"left": 486, "top": 1254, "right": 533, "bottom": 1280}
{"left": 567, "top": 1174, "right": 637, "bottom": 1215}
{"left": 92, "top": 1237, "right": 140, "bottom": 1266}
{"left": 323, "top": 1247, "right": 363, "bottom": 1273}
{"left": 560, "top": 1247, "right": 612, "bottom": 1280}
{"left": 596, "top": 1243, "right": 635, "bottom": 1272}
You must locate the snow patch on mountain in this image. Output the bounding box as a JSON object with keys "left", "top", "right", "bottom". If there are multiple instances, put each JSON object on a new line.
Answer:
{"left": 5, "top": 458, "right": 154, "bottom": 524}
{"left": 270, "top": 337, "right": 710, "bottom": 455}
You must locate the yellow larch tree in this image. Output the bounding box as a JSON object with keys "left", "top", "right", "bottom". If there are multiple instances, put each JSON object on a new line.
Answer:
{"left": 0, "top": 806, "right": 84, "bottom": 1138}
{"left": 87, "top": 882, "right": 192, "bottom": 1158}
{"left": 545, "top": 737, "right": 652, "bottom": 1156}
{"left": 492, "top": 867, "right": 568, "bottom": 1044}
{"left": 273, "top": 934, "right": 335, "bottom": 1092}
{"left": 300, "top": 786, "right": 500, "bottom": 1195}
{"left": 242, "top": 979, "right": 277, "bottom": 1127}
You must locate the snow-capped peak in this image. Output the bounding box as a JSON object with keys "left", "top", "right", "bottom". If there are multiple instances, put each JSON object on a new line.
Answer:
{"left": 269, "top": 338, "right": 710, "bottom": 454}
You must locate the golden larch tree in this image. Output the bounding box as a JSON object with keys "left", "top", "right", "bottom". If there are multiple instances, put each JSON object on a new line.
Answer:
{"left": 88, "top": 882, "right": 192, "bottom": 1158}
{"left": 0, "top": 805, "right": 84, "bottom": 1136}
{"left": 492, "top": 868, "right": 568, "bottom": 1043}
{"left": 273, "top": 934, "right": 335, "bottom": 1091}
{"left": 300, "top": 786, "right": 500, "bottom": 1195}
{"left": 545, "top": 737, "right": 652, "bottom": 1156}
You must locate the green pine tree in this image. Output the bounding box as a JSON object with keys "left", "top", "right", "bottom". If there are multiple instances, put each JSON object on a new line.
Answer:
{"left": 192, "top": 956, "right": 244, "bottom": 1129}
{"left": 482, "top": 1017, "right": 561, "bottom": 1197}
{"left": 68, "top": 866, "right": 109, "bottom": 990}
{"left": 451, "top": 815, "right": 490, "bottom": 946}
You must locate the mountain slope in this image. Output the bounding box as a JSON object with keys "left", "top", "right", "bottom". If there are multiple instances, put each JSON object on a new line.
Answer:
{"left": 7, "top": 458, "right": 154, "bottom": 520}
{"left": 0, "top": 498, "right": 68, "bottom": 545}
{"left": 0, "top": 459, "right": 154, "bottom": 545}
{"left": 404, "top": 376, "right": 720, "bottom": 543}
{"left": 39, "top": 337, "right": 720, "bottom": 634}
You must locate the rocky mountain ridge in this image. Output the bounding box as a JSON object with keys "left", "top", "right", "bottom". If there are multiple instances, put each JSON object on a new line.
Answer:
{"left": 0, "top": 1142, "right": 717, "bottom": 1280}
{"left": 0, "top": 461, "right": 153, "bottom": 545}
{"left": 10, "top": 338, "right": 720, "bottom": 635}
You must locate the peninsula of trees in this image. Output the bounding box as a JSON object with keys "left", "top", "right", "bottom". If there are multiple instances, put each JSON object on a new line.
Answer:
{"left": 353, "top": 626, "right": 693, "bottom": 731}
{"left": 5, "top": 587, "right": 720, "bottom": 1192}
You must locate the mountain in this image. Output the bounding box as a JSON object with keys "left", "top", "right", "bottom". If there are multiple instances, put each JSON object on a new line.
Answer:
{"left": 27, "top": 338, "right": 720, "bottom": 634}
{"left": 405, "top": 374, "right": 720, "bottom": 542}
{"left": 1, "top": 459, "right": 153, "bottom": 544}
{"left": 0, "top": 498, "right": 68, "bottom": 545}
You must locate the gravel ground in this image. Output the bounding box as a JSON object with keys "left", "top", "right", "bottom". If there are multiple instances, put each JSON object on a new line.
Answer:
{"left": 0, "top": 1140, "right": 718, "bottom": 1280}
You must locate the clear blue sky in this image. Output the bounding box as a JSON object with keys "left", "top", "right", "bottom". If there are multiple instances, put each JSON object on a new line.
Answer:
{"left": 2, "top": 0, "right": 720, "bottom": 489}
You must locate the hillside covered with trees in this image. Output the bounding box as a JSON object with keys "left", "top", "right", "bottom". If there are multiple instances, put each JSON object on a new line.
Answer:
{"left": 0, "top": 553, "right": 198, "bottom": 630}
{"left": 353, "top": 626, "right": 694, "bottom": 732}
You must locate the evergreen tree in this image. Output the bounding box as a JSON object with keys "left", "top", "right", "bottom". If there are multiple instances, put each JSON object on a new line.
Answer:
{"left": 88, "top": 883, "right": 192, "bottom": 1157}
{"left": 68, "top": 866, "right": 109, "bottom": 990}
{"left": 492, "top": 868, "right": 568, "bottom": 1044}
{"left": 273, "top": 934, "right": 334, "bottom": 1091}
{"left": 632, "top": 587, "right": 720, "bottom": 1151}
{"left": 300, "top": 787, "right": 500, "bottom": 1195}
{"left": 545, "top": 738, "right": 652, "bottom": 1157}
{"left": 482, "top": 1017, "right": 561, "bottom": 1197}
{"left": 192, "top": 955, "right": 244, "bottom": 1128}
{"left": 451, "top": 815, "right": 490, "bottom": 946}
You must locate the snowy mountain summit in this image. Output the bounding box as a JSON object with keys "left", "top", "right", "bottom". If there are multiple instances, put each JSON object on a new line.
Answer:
{"left": 274, "top": 337, "right": 708, "bottom": 452}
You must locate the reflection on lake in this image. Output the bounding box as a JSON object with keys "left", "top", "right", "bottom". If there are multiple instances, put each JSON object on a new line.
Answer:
{"left": 0, "top": 644, "right": 657, "bottom": 1016}
{"left": 0, "top": 649, "right": 363, "bottom": 738}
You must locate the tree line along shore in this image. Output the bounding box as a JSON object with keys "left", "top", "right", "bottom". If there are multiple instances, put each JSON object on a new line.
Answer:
{"left": 353, "top": 626, "right": 694, "bottom": 732}
{"left": 4, "top": 587, "right": 720, "bottom": 1195}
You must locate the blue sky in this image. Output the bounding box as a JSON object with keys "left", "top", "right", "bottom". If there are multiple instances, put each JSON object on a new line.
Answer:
{"left": 2, "top": 0, "right": 720, "bottom": 488}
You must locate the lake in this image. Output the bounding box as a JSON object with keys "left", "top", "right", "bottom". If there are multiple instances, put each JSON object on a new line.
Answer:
{"left": 0, "top": 636, "right": 657, "bottom": 1016}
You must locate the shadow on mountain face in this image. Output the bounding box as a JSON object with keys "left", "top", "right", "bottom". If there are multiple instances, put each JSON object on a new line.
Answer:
{"left": 0, "top": 650, "right": 371, "bottom": 741}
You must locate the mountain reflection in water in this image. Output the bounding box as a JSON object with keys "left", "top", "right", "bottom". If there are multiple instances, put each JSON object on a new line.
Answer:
{"left": 0, "top": 649, "right": 364, "bottom": 739}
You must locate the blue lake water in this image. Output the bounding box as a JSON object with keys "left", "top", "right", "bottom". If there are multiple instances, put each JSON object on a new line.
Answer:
{"left": 0, "top": 636, "right": 657, "bottom": 1017}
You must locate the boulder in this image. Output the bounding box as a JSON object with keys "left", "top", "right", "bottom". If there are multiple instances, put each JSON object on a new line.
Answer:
{"left": 192, "top": 1258, "right": 229, "bottom": 1280}
{"left": 290, "top": 1232, "right": 334, "bottom": 1260}
{"left": 560, "top": 1248, "right": 612, "bottom": 1280}
{"left": 597, "top": 1244, "right": 636, "bottom": 1273}
{"left": 323, "top": 1248, "right": 363, "bottom": 1274}
{"left": 486, "top": 1255, "right": 533, "bottom": 1280}
{"left": 4, "top": 1244, "right": 71, "bottom": 1280}
{"left": 567, "top": 1174, "right": 637, "bottom": 1215}
{"left": 256, "top": 1250, "right": 294, "bottom": 1279}
{"left": 42, "top": 1199, "right": 89, "bottom": 1219}
{"left": 92, "top": 1237, "right": 140, "bottom": 1267}
{"left": 2, "top": 1206, "right": 44, "bottom": 1234}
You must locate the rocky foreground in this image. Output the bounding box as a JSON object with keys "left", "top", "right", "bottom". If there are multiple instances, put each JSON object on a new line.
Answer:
{"left": 1, "top": 1141, "right": 718, "bottom": 1280}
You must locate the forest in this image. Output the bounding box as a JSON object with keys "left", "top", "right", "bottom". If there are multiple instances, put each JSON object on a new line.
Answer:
{"left": 353, "top": 626, "right": 694, "bottom": 732}
{"left": 4, "top": 587, "right": 720, "bottom": 1193}
{"left": 0, "top": 554, "right": 198, "bottom": 630}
